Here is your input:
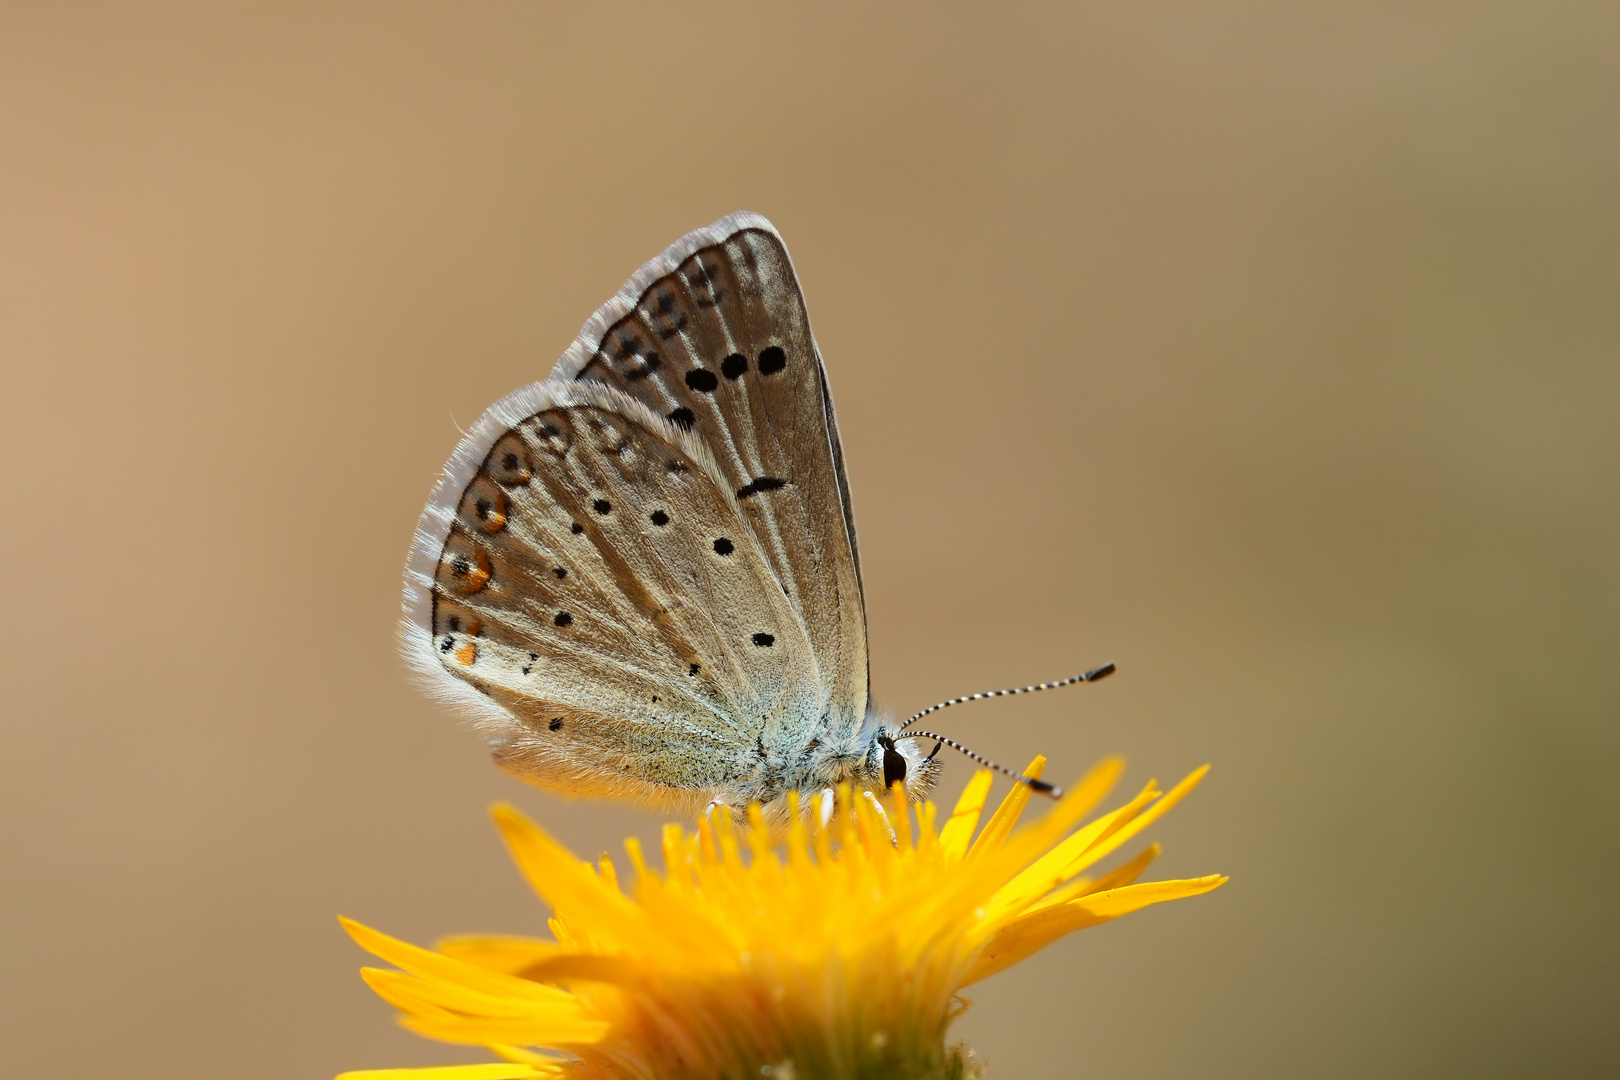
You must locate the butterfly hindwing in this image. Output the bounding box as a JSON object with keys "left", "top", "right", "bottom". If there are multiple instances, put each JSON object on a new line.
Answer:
{"left": 416, "top": 382, "right": 823, "bottom": 804}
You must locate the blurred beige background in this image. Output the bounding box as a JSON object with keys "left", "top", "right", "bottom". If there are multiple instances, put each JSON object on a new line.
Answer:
{"left": 2, "top": 3, "right": 1615, "bottom": 1077}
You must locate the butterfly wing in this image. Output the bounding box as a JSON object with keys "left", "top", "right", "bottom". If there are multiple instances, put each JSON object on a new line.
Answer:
{"left": 554, "top": 214, "right": 868, "bottom": 722}
{"left": 402, "top": 214, "right": 869, "bottom": 809}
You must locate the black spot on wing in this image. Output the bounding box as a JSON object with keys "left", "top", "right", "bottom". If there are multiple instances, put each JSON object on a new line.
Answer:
{"left": 651, "top": 291, "right": 688, "bottom": 339}
{"left": 712, "top": 537, "right": 734, "bottom": 556}
{"left": 685, "top": 368, "right": 719, "bottom": 393}
{"left": 686, "top": 262, "right": 724, "bottom": 308}
{"left": 624, "top": 352, "right": 661, "bottom": 381}
{"left": 607, "top": 329, "right": 642, "bottom": 362}
{"left": 758, "top": 345, "right": 786, "bottom": 374}
{"left": 650, "top": 510, "right": 669, "bottom": 526}
{"left": 666, "top": 406, "right": 695, "bottom": 431}
{"left": 721, "top": 352, "right": 747, "bottom": 379}
{"left": 752, "top": 632, "right": 775, "bottom": 647}
{"left": 553, "top": 611, "right": 573, "bottom": 627}
{"left": 736, "top": 477, "right": 786, "bottom": 500}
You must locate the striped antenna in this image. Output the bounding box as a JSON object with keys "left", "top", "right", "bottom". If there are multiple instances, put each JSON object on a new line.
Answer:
{"left": 898, "top": 662, "right": 1116, "bottom": 733}
{"left": 893, "top": 731, "right": 1064, "bottom": 799}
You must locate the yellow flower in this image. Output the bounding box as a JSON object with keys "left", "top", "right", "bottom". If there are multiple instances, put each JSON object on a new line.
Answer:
{"left": 339, "top": 758, "right": 1224, "bottom": 1080}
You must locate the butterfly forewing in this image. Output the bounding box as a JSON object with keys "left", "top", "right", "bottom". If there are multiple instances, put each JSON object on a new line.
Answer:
{"left": 560, "top": 222, "right": 869, "bottom": 729}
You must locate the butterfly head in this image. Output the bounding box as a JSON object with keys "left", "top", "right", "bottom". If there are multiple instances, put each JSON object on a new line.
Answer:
{"left": 869, "top": 725, "right": 944, "bottom": 800}
{"left": 753, "top": 720, "right": 942, "bottom": 808}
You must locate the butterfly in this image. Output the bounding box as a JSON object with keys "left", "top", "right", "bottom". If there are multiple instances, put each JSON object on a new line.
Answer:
{"left": 402, "top": 212, "right": 1110, "bottom": 819}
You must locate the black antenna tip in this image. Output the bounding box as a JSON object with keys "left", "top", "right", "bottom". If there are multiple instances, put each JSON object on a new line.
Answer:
{"left": 1025, "top": 778, "right": 1063, "bottom": 799}
{"left": 1083, "top": 662, "right": 1116, "bottom": 682}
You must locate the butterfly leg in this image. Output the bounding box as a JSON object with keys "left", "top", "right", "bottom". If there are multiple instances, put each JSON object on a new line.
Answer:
{"left": 861, "top": 790, "right": 899, "bottom": 847}
{"left": 817, "top": 788, "right": 836, "bottom": 830}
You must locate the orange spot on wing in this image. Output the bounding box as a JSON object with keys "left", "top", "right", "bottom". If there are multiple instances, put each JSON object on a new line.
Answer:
{"left": 455, "top": 642, "right": 478, "bottom": 666}
{"left": 488, "top": 433, "right": 533, "bottom": 484}
{"left": 467, "top": 480, "right": 509, "bottom": 534}
{"left": 444, "top": 545, "right": 492, "bottom": 596}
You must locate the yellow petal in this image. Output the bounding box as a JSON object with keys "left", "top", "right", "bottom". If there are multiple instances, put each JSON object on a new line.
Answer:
{"left": 433, "top": 935, "right": 561, "bottom": 975}
{"left": 746, "top": 803, "right": 777, "bottom": 862}
{"left": 360, "top": 968, "right": 584, "bottom": 1023}
{"left": 937, "top": 770, "right": 994, "bottom": 858}
{"left": 892, "top": 759, "right": 1081, "bottom": 942}
{"left": 399, "top": 1011, "right": 610, "bottom": 1047}
{"left": 1079, "top": 844, "right": 1161, "bottom": 895}
{"left": 513, "top": 953, "right": 642, "bottom": 986}
{"left": 968, "top": 757, "right": 1045, "bottom": 858}
{"left": 335, "top": 1065, "right": 557, "bottom": 1080}
{"left": 963, "top": 874, "right": 1227, "bottom": 985}
{"left": 972, "top": 764, "right": 1140, "bottom": 919}
{"left": 1026, "top": 844, "right": 1161, "bottom": 914}
{"left": 889, "top": 782, "right": 914, "bottom": 850}
{"left": 492, "top": 804, "right": 620, "bottom": 910}
{"left": 490, "top": 805, "right": 678, "bottom": 963}
{"left": 487, "top": 1046, "right": 560, "bottom": 1067}
{"left": 915, "top": 800, "right": 938, "bottom": 856}
{"left": 340, "top": 918, "right": 575, "bottom": 1006}
{"left": 596, "top": 855, "right": 620, "bottom": 893}
{"left": 1059, "top": 765, "right": 1209, "bottom": 878}
{"left": 357, "top": 970, "right": 460, "bottom": 1024}
{"left": 988, "top": 756, "right": 1129, "bottom": 877}
{"left": 621, "top": 836, "right": 650, "bottom": 882}
{"left": 1074, "top": 874, "right": 1226, "bottom": 918}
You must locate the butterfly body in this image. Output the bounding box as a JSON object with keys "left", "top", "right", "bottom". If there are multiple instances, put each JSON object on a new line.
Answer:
{"left": 403, "top": 214, "right": 938, "bottom": 817}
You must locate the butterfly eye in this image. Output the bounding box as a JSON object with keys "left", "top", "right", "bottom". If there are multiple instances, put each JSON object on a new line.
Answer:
{"left": 882, "top": 743, "right": 907, "bottom": 789}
